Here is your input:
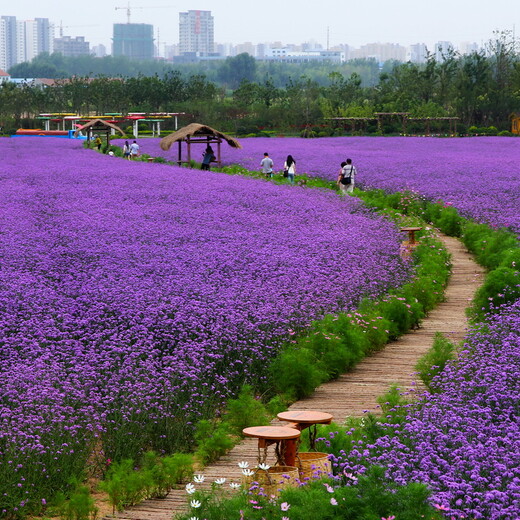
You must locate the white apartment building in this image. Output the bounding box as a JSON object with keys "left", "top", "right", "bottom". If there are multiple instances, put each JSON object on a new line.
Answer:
{"left": 0, "top": 16, "right": 52, "bottom": 68}
{"left": 409, "top": 43, "right": 428, "bottom": 64}
{"left": 435, "top": 41, "right": 454, "bottom": 61}
{"left": 179, "top": 10, "right": 214, "bottom": 55}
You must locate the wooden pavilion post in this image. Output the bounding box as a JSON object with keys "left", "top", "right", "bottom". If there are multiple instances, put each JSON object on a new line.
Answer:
{"left": 217, "top": 138, "right": 222, "bottom": 167}
{"left": 187, "top": 137, "right": 192, "bottom": 166}
{"left": 177, "top": 140, "right": 182, "bottom": 165}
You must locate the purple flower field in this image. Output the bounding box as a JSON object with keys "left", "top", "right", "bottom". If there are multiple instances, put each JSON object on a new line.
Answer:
{"left": 339, "top": 299, "right": 520, "bottom": 519}
{"left": 143, "top": 136, "right": 520, "bottom": 236}
{"left": 0, "top": 137, "right": 410, "bottom": 513}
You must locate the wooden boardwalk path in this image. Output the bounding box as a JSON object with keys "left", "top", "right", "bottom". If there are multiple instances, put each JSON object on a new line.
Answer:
{"left": 108, "top": 234, "right": 484, "bottom": 520}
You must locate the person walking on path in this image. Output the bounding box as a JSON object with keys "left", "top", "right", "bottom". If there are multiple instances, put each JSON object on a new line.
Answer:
{"left": 260, "top": 152, "right": 274, "bottom": 178}
{"left": 201, "top": 145, "right": 215, "bottom": 170}
{"left": 94, "top": 135, "right": 102, "bottom": 151}
{"left": 337, "top": 158, "right": 356, "bottom": 195}
{"left": 284, "top": 155, "right": 296, "bottom": 184}
{"left": 123, "top": 140, "right": 131, "bottom": 160}
{"left": 129, "top": 140, "right": 140, "bottom": 160}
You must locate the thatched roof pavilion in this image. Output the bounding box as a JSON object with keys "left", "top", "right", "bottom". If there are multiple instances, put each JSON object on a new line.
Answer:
{"left": 74, "top": 118, "right": 125, "bottom": 143}
{"left": 160, "top": 123, "right": 242, "bottom": 167}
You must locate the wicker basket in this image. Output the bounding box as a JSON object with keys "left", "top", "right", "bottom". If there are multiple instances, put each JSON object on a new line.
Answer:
{"left": 241, "top": 466, "right": 299, "bottom": 496}
{"left": 296, "top": 452, "right": 332, "bottom": 480}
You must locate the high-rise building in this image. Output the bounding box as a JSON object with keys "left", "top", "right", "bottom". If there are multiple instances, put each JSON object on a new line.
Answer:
{"left": 410, "top": 43, "right": 428, "bottom": 64}
{"left": 351, "top": 42, "right": 407, "bottom": 62}
{"left": 92, "top": 44, "right": 107, "bottom": 58}
{"left": 0, "top": 16, "right": 52, "bottom": 67}
{"left": 112, "top": 23, "right": 154, "bottom": 60}
{"left": 179, "top": 10, "right": 214, "bottom": 55}
{"left": 435, "top": 41, "right": 454, "bottom": 62}
{"left": 54, "top": 36, "right": 90, "bottom": 57}
{"left": 0, "top": 16, "right": 17, "bottom": 70}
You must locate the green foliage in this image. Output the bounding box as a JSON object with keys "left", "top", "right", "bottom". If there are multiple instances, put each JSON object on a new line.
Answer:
{"left": 140, "top": 452, "right": 194, "bottom": 498}
{"left": 270, "top": 347, "right": 327, "bottom": 400}
{"left": 471, "top": 266, "right": 520, "bottom": 319}
{"left": 194, "top": 419, "right": 236, "bottom": 465}
{"left": 436, "top": 205, "right": 462, "bottom": 236}
{"left": 99, "top": 459, "right": 151, "bottom": 512}
{"left": 462, "top": 222, "right": 519, "bottom": 269}
{"left": 461, "top": 221, "right": 520, "bottom": 320}
{"left": 415, "top": 332, "right": 456, "bottom": 391}
{"left": 53, "top": 481, "right": 98, "bottom": 520}
{"left": 224, "top": 385, "right": 271, "bottom": 435}
{"left": 177, "top": 465, "right": 442, "bottom": 520}
{"left": 99, "top": 451, "right": 193, "bottom": 511}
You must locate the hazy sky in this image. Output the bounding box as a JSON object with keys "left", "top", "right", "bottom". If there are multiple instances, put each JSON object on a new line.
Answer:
{"left": 6, "top": 0, "right": 520, "bottom": 52}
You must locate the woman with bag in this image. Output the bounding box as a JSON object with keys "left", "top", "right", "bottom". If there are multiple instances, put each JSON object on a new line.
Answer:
{"left": 337, "top": 158, "right": 356, "bottom": 195}
{"left": 284, "top": 155, "right": 296, "bottom": 184}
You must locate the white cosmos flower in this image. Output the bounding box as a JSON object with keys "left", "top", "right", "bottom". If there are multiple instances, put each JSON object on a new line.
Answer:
{"left": 189, "top": 517, "right": 199, "bottom": 520}
{"left": 238, "top": 461, "right": 249, "bottom": 469}
{"left": 185, "top": 483, "right": 196, "bottom": 494}
{"left": 241, "top": 468, "right": 255, "bottom": 476}
{"left": 229, "top": 482, "right": 241, "bottom": 489}
{"left": 258, "top": 463, "right": 270, "bottom": 471}
{"left": 190, "top": 500, "right": 202, "bottom": 508}
{"left": 193, "top": 474, "right": 205, "bottom": 483}
{"left": 214, "top": 478, "right": 226, "bottom": 485}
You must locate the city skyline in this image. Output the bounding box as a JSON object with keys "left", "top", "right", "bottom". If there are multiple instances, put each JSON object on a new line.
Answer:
{"left": 4, "top": 0, "right": 520, "bottom": 54}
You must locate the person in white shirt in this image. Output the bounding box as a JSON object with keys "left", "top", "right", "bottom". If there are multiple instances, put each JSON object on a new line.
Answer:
{"left": 337, "top": 158, "right": 356, "bottom": 195}
{"left": 284, "top": 155, "right": 296, "bottom": 184}
{"left": 129, "top": 140, "right": 140, "bottom": 159}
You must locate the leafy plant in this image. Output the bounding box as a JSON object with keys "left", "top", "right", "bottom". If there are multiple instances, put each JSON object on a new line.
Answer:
{"left": 415, "top": 332, "right": 456, "bottom": 391}
{"left": 99, "top": 459, "right": 151, "bottom": 512}
{"left": 194, "top": 419, "right": 236, "bottom": 465}
{"left": 269, "top": 347, "right": 327, "bottom": 400}
{"left": 224, "top": 385, "right": 271, "bottom": 435}
{"left": 54, "top": 480, "right": 98, "bottom": 520}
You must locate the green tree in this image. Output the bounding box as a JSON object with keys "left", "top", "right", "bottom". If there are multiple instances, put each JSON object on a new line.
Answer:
{"left": 218, "top": 53, "right": 257, "bottom": 89}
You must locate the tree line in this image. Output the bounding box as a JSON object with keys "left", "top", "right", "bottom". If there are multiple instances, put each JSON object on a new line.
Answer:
{"left": 2, "top": 31, "right": 520, "bottom": 135}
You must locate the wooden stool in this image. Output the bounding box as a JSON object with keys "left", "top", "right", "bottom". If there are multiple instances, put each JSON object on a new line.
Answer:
{"left": 399, "top": 226, "right": 422, "bottom": 245}
{"left": 277, "top": 410, "right": 333, "bottom": 450}
{"left": 242, "top": 426, "right": 301, "bottom": 467}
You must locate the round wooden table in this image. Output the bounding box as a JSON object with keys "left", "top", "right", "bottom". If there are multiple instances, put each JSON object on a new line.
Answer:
{"left": 277, "top": 410, "right": 333, "bottom": 450}
{"left": 242, "top": 426, "right": 301, "bottom": 467}
{"left": 399, "top": 226, "right": 422, "bottom": 245}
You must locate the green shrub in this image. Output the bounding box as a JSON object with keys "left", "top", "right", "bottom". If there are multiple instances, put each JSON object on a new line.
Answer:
{"left": 99, "top": 459, "right": 151, "bottom": 512}
{"left": 54, "top": 481, "right": 98, "bottom": 520}
{"left": 224, "top": 385, "right": 270, "bottom": 435}
{"left": 140, "top": 451, "right": 194, "bottom": 498}
{"left": 300, "top": 322, "right": 359, "bottom": 379}
{"left": 462, "top": 222, "right": 518, "bottom": 270}
{"left": 471, "top": 266, "right": 520, "bottom": 319}
{"left": 498, "top": 130, "right": 513, "bottom": 136}
{"left": 437, "top": 205, "right": 462, "bottom": 236}
{"left": 194, "top": 419, "right": 235, "bottom": 465}
{"left": 415, "top": 332, "right": 456, "bottom": 391}
{"left": 270, "top": 347, "right": 327, "bottom": 400}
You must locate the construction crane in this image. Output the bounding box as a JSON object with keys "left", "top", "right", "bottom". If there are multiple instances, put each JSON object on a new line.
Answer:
{"left": 50, "top": 21, "right": 99, "bottom": 38}
{"left": 115, "top": 3, "right": 174, "bottom": 24}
